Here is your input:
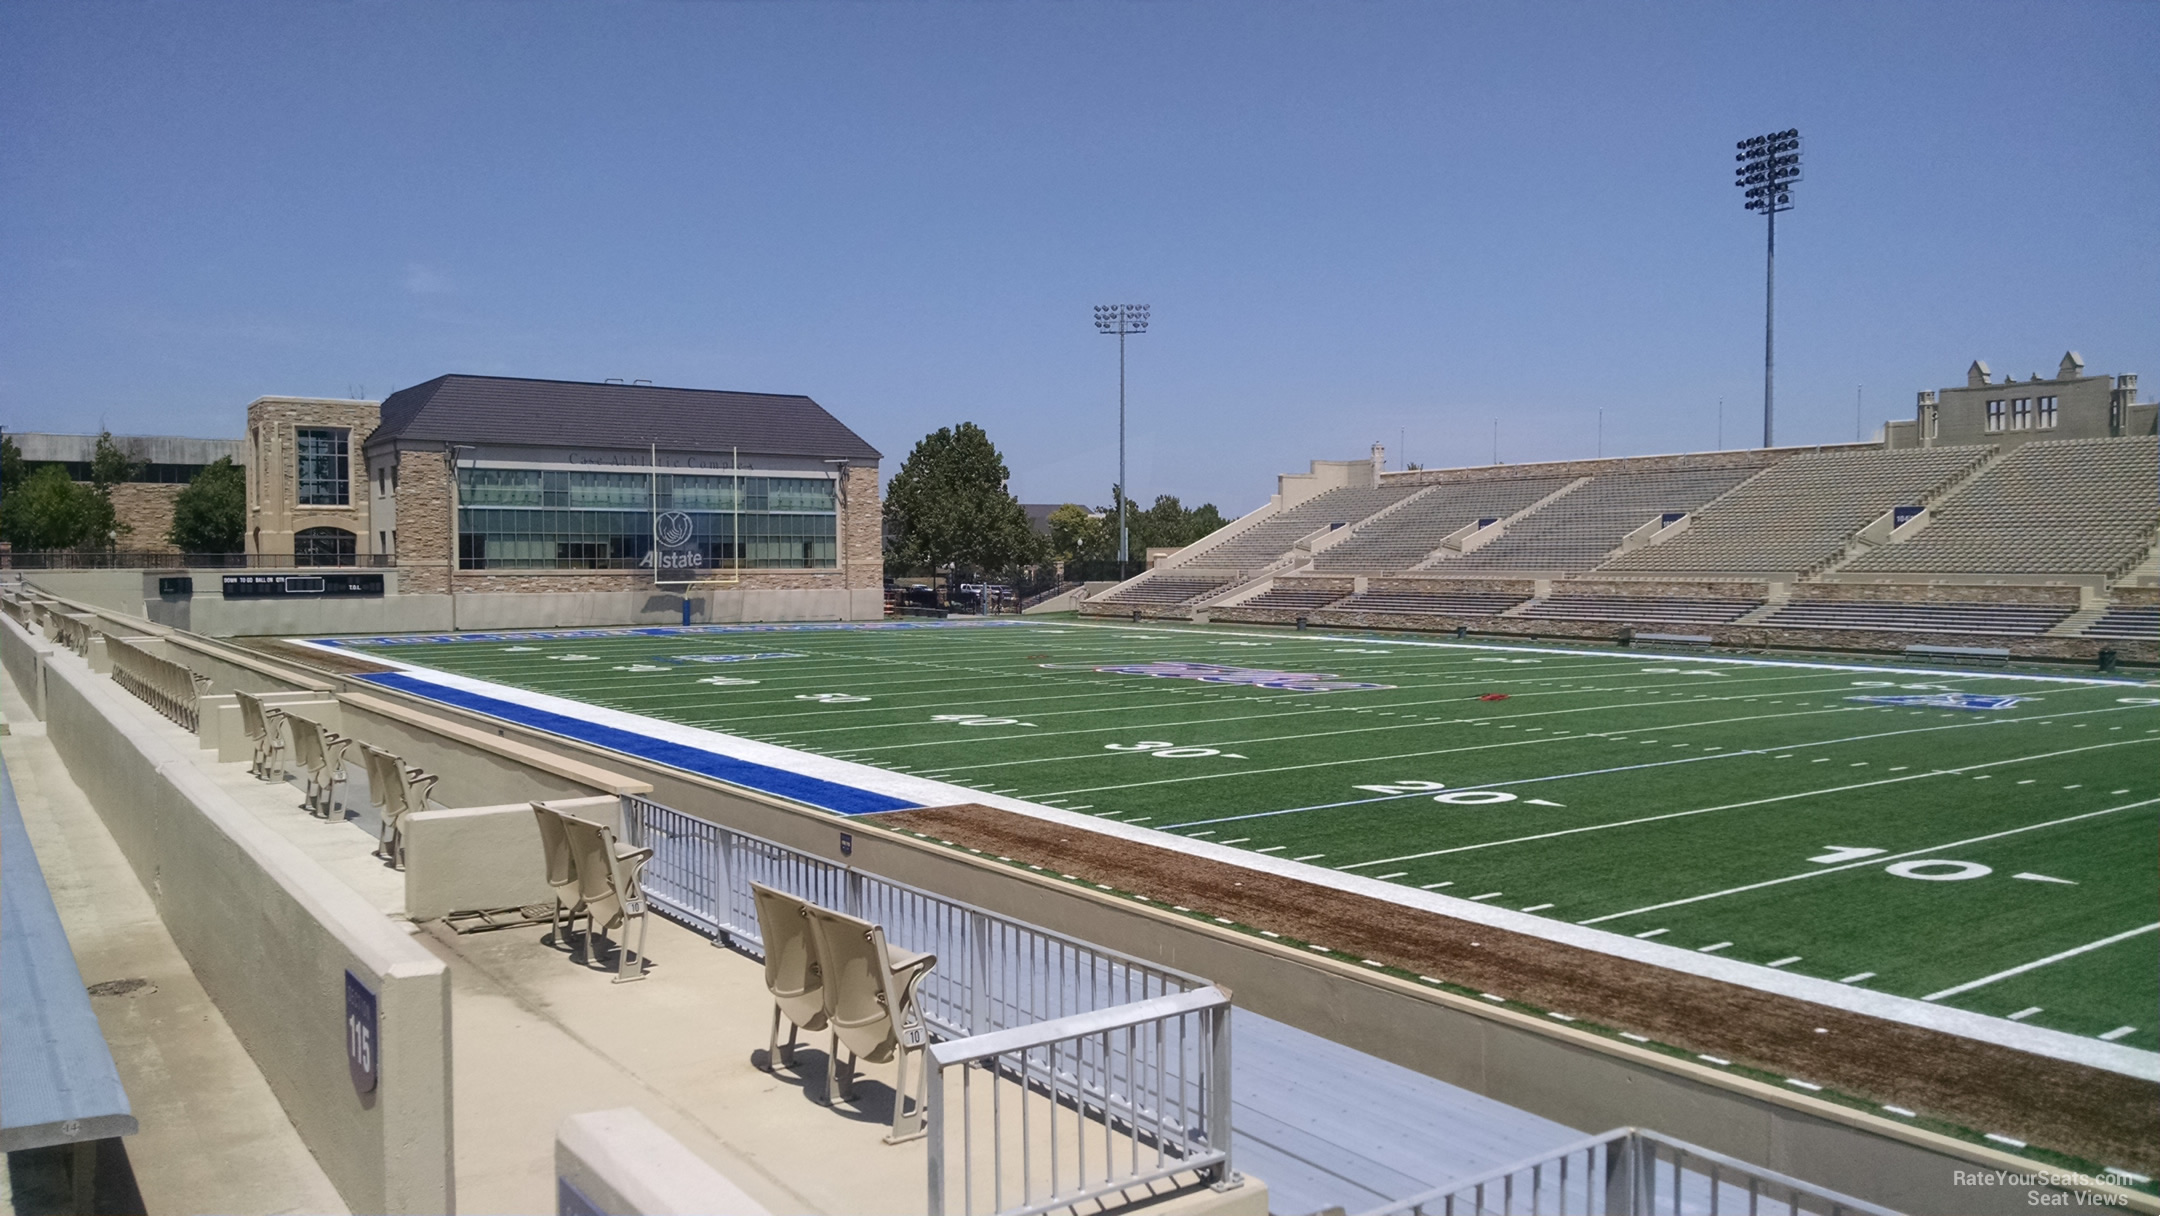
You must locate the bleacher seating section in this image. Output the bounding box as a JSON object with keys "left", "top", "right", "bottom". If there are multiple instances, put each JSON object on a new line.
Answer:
{"left": 1334, "top": 589, "right": 1530, "bottom": 616}
{"left": 1520, "top": 595, "right": 1761, "bottom": 626}
{"left": 2084, "top": 606, "right": 2159, "bottom": 640}
{"left": 1437, "top": 465, "right": 1770, "bottom": 572}
{"left": 1598, "top": 447, "right": 1992, "bottom": 576}
{"left": 1311, "top": 475, "right": 1579, "bottom": 573}
{"left": 1097, "top": 575, "right": 1232, "bottom": 607}
{"left": 1189, "top": 484, "right": 1422, "bottom": 572}
{"left": 1835, "top": 437, "right": 2160, "bottom": 578}
{"left": 1236, "top": 586, "right": 1351, "bottom": 612}
{"left": 1760, "top": 600, "right": 2072, "bottom": 636}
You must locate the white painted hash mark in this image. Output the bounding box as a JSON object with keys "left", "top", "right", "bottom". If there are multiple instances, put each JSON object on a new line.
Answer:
{"left": 1698, "top": 942, "right": 1732, "bottom": 953}
{"left": 1767, "top": 956, "right": 1801, "bottom": 968}
{"left": 1985, "top": 1133, "right": 2027, "bottom": 1148}
{"left": 1786, "top": 1079, "right": 1822, "bottom": 1091}
{"left": 2012, "top": 872, "right": 2076, "bottom": 884}
{"left": 1839, "top": 972, "right": 1876, "bottom": 984}
{"left": 1619, "top": 1032, "right": 1649, "bottom": 1043}
{"left": 2099, "top": 1026, "right": 2137, "bottom": 1041}
{"left": 1522, "top": 903, "right": 1554, "bottom": 913}
{"left": 1633, "top": 928, "right": 1668, "bottom": 939}
{"left": 2007, "top": 1007, "right": 2042, "bottom": 1021}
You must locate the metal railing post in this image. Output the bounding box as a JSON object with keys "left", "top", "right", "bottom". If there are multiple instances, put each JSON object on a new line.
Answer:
{"left": 926, "top": 1057, "right": 947, "bottom": 1216}
{"left": 1207, "top": 1002, "right": 1236, "bottom": 1190}
{"left": 1604, "top": 1132, "right": 1640, "bottom": 1216}
{"left": 969, "top": 910, "right": 992, "bottom": 1036}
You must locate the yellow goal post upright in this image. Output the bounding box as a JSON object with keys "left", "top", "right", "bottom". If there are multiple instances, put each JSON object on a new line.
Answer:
{"left": 651, "top": 446, "right": 743, "bottom": 624}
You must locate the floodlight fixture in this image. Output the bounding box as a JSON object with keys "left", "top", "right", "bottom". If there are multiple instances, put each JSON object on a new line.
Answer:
{"left": 1094, "top": 304, "right": 1151, "bottom": 567}
{"left": 1734, "top": 128, "right": 1801, "bottom": 448}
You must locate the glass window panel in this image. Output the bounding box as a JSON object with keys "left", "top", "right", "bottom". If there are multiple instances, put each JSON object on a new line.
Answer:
{"left": 455, "top": 466, "right": 836, "bottom": 569}
{"left": 296, "top": 428, "right": 350, "bottom": 505}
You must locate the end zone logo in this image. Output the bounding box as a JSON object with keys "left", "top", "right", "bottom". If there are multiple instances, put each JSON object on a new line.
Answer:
{"left": 1056, "top": 660, "right": 1393, "bottom": 693}
{"left": 1848, "top": 692, "right": 2024, "bottom": 711}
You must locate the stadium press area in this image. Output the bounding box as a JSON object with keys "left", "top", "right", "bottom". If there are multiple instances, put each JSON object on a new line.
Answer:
{"left": 308, "top": 616, "right": 2160, "bottom": 1080}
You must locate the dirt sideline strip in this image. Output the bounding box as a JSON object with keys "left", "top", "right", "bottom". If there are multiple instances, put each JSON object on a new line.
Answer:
{"left": 877, "top": 802, "right": 2159, "bottom": 1174}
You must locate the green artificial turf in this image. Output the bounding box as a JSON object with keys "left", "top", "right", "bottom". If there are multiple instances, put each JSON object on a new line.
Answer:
{"left": 339, "top": 617, "right": 2160, "bottom": 1045}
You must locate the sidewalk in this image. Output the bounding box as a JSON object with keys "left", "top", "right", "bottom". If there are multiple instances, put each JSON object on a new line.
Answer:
{"left": 2, "top": 671, "right": 348, "bottom": 1216}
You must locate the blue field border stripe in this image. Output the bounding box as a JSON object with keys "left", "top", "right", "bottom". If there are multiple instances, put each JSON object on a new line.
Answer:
{"left": 359, "top": 672, "right": 918, "bottom": 816}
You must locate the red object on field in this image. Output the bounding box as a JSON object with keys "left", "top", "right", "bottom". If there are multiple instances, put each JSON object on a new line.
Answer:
{"left": 1478, "top": 693, "right": 1510, "bottom": 701}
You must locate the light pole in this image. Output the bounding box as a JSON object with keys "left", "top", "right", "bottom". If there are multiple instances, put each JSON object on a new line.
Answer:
{"left": 1093, "top": 304, "right": 1149, "bottom": 570}
{"left": 1735, "top": 128, "right": 1801, "bottom": 448}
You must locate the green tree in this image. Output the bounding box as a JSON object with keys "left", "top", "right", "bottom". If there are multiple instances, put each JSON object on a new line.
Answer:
{"left": 90, "top": 431, "right": 142, "bottom": 493}
{"left": 168, "top": 456, "right": 248, "bottom": 553}
{"left": 884, "top": 423, "right": 1045, "bottom": 579}
{"left": 1047, "top": 502, "right": 1111, "bottom": 562}
{"left": 0, "top": 433, "right": 23, "bottom": 497}
{"left": 0, "top": 465, "right": 115, "bottom": 550}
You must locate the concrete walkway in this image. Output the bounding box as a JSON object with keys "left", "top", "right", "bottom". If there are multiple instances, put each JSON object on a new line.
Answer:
{"left": 2, "top": 673, "right": 348, "bottom": 1216}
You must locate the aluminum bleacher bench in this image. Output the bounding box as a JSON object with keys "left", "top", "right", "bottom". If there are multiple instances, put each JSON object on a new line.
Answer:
{"left": 1634, "top": 633, "right": 1715, "bottom": 645}
{"left": 1, "top": 758, "right": 137, "bottom": 1197}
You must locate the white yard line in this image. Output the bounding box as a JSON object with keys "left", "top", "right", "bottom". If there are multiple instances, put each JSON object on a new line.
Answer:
{"left": 1577, "top": 797, "right": 2160, "bottom": 926}
{"left": 1921, "top": 924, "right": 2160, "bottom": 1002}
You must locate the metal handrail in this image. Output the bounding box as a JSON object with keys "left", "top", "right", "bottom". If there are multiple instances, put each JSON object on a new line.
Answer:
{"left": 927, "top": 987, "right": 1235, "bottom": 1216}
{"left": 621, "top": 795, "right": 1231, "bottom": 1216}
{"left": 1358, "top": 1126, "right": 1902, "bottom": 1216}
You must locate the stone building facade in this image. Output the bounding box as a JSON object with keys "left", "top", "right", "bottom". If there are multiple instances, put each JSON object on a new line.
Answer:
{"left": 1886, "top": 353, "right": 2153, "bottom": 450}
{"left": 366, "top": 375, "right": 885, "bottom": 620}
{"left": 9, "top": 432, "right": 248, "bottom": 553}
{"left": 244, "top": 397, "right": 382, "bottom": 562}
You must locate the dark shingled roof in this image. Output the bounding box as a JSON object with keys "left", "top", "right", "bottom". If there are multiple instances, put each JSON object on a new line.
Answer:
{"left": 366, "top": 375, "right": 880, "bottom": 461}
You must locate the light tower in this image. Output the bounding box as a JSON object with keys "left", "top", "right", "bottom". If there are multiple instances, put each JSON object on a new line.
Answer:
{"left": 1735, "top": 128, "right": 1801, "bottom": 448}
{"left": 1093, "top": 303, "right": 1150, "bottom": 569}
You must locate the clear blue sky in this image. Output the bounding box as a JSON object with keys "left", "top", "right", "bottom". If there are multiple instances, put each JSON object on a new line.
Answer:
{"left": 3, "top": 1, "right": 2153, "bottom": 514}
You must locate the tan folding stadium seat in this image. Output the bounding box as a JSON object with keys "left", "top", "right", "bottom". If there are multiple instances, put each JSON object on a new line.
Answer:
{"left": 235, "top": 689, "right": 286, "bottom": 781}
{"left": 802, "top": 903, "right": 937, "bottom": 1143}
{"left": 751, "top": 883, "right": 829, "bottom": 1072}
{"left": 285, "top": 713, "right": 352, "bottom": 819}
{"left": 364, "top": 743, "right": 438, "bottom": 867}
{"left": 563, "top": 813, "right": 656, "bottom": 983}
{"left": 531, "top": 803, "right": 589, "bottom": 954}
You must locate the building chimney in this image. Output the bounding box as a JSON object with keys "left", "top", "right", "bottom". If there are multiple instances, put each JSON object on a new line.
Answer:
{"left": 1371, "top": 441, "right": 1386, "bottom": 470}
{"left": 1966, "top": 360, "right": 1991, "bottom": 388}
{"left": 2058, "top": 351, "right": 2085, "bottom": 380}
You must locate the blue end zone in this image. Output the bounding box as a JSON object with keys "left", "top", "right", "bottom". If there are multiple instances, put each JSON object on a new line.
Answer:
{"left": 360, "top": 672, "right": 919, "bottom": 816}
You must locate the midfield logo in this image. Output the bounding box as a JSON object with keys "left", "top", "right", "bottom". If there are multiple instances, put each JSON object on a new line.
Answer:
{"left": 1847, "top": 692, "right": 2025, "bottom": 711}
{"left": 1057, "top": 660, "right": 1393, "bottom": 693}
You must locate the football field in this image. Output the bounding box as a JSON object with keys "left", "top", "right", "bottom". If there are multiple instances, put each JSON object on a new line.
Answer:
{"left": 326, "top": 617, "right": 2159, "bottom": 1053}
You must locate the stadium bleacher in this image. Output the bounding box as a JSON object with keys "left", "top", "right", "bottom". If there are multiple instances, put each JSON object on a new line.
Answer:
{"left": 1234, "top": 585, "right": 1353, "bottom": 612}
{"left": 2084, "top": 604, "right": 2159, "bottom": 640}
{"left": 1833, "top": 437, "right": 2159, "bottom": 579}
{"left": 1519, "top": 594, "right": 1761, "bottom": 626}
{"left": 1311, "top": 475, "right": 1579, "bottom": 573}
{"left": 1188, "top": 483, "right": 1422, "bottom": 572}
{"left": 1333, "top": 588, "right": 1531, "bottom": 616}
{"left": 1437, "top": 464, "right": 1771, "bottom": 572}
{"left": 1095, "top": 574, "right": 1234, "bottom": 607}
{"left": 1597, "top": 446, "right": 1992, "bottom": 576}
{"left": 1759, "top": 599, "right": 2073, "bottom": 636}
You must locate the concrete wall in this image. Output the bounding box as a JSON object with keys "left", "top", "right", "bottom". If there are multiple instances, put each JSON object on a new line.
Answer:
{"left": 25, "top": 570, "right": 874, "bottom": 637}
{"left": 3, "top": 615, "right": 453, "bottom": 1214}
{"left": 556, "top": 1108, "right": 771, "bottom": 1216}
{"left": 404, "top": 796, "right": 618, "bottom": 921}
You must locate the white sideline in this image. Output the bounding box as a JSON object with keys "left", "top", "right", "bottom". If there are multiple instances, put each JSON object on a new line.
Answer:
{"left": 297, "top": 636, "right": 2160, "bottom": 1082}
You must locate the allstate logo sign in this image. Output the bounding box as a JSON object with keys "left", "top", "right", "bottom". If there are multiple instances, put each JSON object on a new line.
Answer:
{"left": 654, "top": 511, "right": 705, "bottom": 571}
{"left": 656, "top": 511, "right": 696, "bottom": 547}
